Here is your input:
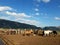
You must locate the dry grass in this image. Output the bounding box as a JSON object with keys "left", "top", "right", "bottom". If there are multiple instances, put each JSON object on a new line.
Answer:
{"left": 1, "top": 34, "right": 60, "bottom": 45}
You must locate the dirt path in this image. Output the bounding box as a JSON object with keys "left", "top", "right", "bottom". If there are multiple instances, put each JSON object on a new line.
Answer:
{"left": 1, "top": 35, "right": 60, "bottom": 45}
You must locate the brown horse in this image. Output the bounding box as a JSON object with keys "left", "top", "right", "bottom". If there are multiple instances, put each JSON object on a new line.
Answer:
{"left": 34, "top": 30, "right": 44, "bottom": 36}
{"left": 23, "top": 29, "right": 34, "bottom": 36}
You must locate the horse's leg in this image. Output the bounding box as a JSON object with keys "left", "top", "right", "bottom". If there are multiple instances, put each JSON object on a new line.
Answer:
{"left": 44, "top": 33, "right": 46, "bottom": 36}
{"left": 53, "top": 33, "right": 56, "bottom": 37}
{"left": 42, "top": 34, "right": 44, "bottom": 36}
{"left": 49, "top": 33, "right": 50, "bottom": 36}
{"left": 42, "top": 31, "right": 44, "bottom": 36}
{"left": 46, "top": 34, "right": 48, "bottom": 36}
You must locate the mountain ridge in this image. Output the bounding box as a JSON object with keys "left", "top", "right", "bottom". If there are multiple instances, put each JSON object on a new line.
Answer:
{"left": 0, "top": 19, "right": 41, "bottom": 29}
{"left": 0, "top": 19, "right": 60, "bottom": 31}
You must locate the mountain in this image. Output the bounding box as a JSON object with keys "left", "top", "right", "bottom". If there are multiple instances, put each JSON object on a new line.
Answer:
{"left": 43, "top": 26, "right": 60, "bottom": 31}
{"left": 0, "top": 19, "right": 60, "bottom": 30}
{"left": 0, "top": 19, "right": 41, "bottom": 29}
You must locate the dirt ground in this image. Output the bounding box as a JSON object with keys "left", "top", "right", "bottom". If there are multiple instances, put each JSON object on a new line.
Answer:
{"left": 2, "top": 35, "right": 60, "bottom": 45}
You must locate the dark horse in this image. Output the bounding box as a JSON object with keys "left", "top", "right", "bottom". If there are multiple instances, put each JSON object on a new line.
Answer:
{"left": 52, "top": 31, "right": 57, "bottom": 36}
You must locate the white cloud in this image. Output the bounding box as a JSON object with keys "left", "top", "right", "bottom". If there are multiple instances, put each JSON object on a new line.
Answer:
{"left": 35, "top": 12, "right": 40, "bottom": 15}
{"left": 37, "top": 13, "right": 49, "bottom": 18}
{"left": 5, "top": 11, "right": 31, "bottom": 18}
{"left": 0, "top": 6, "right": 12, "bottom": 11}
{"left": 35, "top": 8, "right": 39, "bottom": 11}
{"left": 54, "top": 17, "right": 60, "bottom": 20}
{"left": 0, "top": 6, "right": 40, "bottom": 27}
{"left": 35, "top": 0, "right": 50, "bottom": 3}
{"left": 42, "top": 0, "right": 50, "bottom": 3}
{"left": 15, "top": 18, "right": 40, "bottom": 26}
{"left": 0, "top": 16, "right": 11, "bottom": 20}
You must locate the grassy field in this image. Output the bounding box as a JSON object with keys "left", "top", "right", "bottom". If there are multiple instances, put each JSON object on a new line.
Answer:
{"left": 1, "top": 34, "right": 60, "bottom": 45}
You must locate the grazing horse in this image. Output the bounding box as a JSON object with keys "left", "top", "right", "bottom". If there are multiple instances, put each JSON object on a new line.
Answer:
{"left": 43, "top": 30, "right": 53, "bottom": 36}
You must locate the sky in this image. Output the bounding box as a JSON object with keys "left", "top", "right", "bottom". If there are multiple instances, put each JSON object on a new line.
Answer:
{"left": 0, "top": 0, "right": 60, "bottom": 27}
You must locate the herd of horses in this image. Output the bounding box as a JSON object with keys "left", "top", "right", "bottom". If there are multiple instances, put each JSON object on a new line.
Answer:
{"left": 0, "top": 29, "right": 57, "bottom": 37}
{"left": 22, "top": 30, "right": 57, "bottom": 37}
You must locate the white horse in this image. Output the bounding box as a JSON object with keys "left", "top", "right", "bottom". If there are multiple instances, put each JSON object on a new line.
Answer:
{"left": 43, "top": 30, "right": 53, "bottom": 36}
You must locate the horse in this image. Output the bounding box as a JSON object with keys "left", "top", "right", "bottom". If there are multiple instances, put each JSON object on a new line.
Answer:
{"left": 52, "top": 31, "right": 57, "bottom": 36}
{"left": 43, "top": 30, "right": 57, "bottom": 36}
{"left": 43, "top": 30, "right": 53, "bottom": 36}
{"left": 23, "top": 29, "right": 34, "bottom": 36}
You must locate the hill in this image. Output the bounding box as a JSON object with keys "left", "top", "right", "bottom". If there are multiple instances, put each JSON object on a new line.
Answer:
{"left": 43, "top": 26, "right": 60, "bottom": 31}
{"left": 0, "top": 19, "right": 41, "bottom": 29}
{"left": 0, "top": 19, "right": 60, "bottom": 30}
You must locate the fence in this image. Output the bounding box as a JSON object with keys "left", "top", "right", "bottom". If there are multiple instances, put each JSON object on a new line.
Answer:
{"left": 0, "top": 35, "right": 15, "bottom": 45}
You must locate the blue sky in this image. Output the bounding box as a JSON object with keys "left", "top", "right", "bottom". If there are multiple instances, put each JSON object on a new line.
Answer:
{"left": 0, "top": 0, "right": 60, "bottom": 27}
